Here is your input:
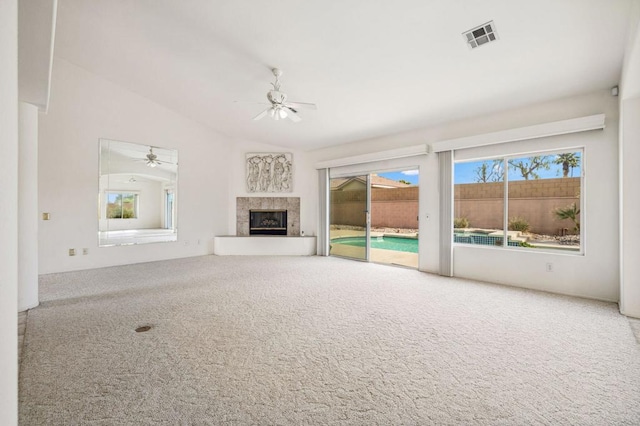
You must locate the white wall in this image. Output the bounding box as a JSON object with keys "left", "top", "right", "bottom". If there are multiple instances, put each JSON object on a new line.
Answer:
{"left": 39, "top": 59, "right": 232, "bottom": 273}
{"left": 621, "top": 0, "right": 640, "bottom": 100}
{"left": 620, "top": 0, "right": 640, "bottom": 317}
{"left": 310, "top": 90, "right": 620, "bottom": 302}
{"left": 452, "top": 114, "right": 618, "bottom": 301}
{"left": 0, "top": 0, "right": 19, "bottom": 423}
{"left": 19, "top": 102, "right": 40, "bottom": 311}
{"left": 618, "top": 97, "right": 639, "bottom": 315}
{"left": 99, "top": 176, "right": 163, "bottom": 231}
{"left": 226, "top": 141, "right": 318, "bottom": 238}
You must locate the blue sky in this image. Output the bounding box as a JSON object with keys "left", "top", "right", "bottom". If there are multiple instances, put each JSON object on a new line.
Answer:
{"left": 378, "top": 170, "right": 419, "bottom": 185}
{"left": 377, "top": 153, "right": 581, "bottom": 185}
{"left": 455, "top": 152, "right": 582, "bottom": 183}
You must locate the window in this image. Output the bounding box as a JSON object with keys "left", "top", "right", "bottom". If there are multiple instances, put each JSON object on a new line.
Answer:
{"left": 106, "top": 192, "right": 138, "bottom": 219}
{"left": 454, "top": 150, "right": 582, "bottom": 253}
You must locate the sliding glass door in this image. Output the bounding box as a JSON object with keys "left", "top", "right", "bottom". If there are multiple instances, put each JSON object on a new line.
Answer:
{"left": 329, "top": 175, "right": 370, "bottom": 261}
{"left": 368, "top": 170, "right": 419, "bottom": 268}
{"left": 165, "top": 190, "right": 174, "bottom": 230}
{"left": 328, "top": 169, "right": 420, "bottom": 269}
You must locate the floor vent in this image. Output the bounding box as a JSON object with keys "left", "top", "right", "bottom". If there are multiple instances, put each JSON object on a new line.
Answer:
{"left": 463, "top": 21, "right": 498, "bottom": 49}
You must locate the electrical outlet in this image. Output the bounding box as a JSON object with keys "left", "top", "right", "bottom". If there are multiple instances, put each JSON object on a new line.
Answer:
{"left": 69, "top": 248, "right": 76, "bottom": 256}
{"left": 546, "top": 262, "right": 554, "bottom": 272}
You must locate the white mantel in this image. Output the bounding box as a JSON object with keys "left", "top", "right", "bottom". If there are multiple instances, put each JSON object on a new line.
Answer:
{"left": 213, "top": 236, "right": 316, "bottom": 256}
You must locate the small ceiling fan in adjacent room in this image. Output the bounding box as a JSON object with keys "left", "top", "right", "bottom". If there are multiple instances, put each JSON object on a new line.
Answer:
{"left": 245, "top": 68, "right": 317, "bottom": 122}
{"left": 134, "top": 147, "right": 167, "bottom": 168}
{"left": 144, "top": 147, "right": 163, "bottom": 167}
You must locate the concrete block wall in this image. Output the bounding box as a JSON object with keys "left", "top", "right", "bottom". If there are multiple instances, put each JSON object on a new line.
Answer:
{"left": 371, "top": 201, "right": 418, "bottom": 229}
{"left": 331, "top": 178, "right": 580, "bottom": 234}
{"left": 331, "top": 187, "right": 419, "bottom": 229}
{"left": 454, "top": 178, "right": 581, "bottom": 235}
{"left": 455, "top": 178, "right": 580, "bottom": 199}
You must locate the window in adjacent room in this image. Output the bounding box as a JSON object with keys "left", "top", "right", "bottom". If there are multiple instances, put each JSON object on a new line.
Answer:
{"left": 106, "top": 192, "right": 138, "bottom": 219}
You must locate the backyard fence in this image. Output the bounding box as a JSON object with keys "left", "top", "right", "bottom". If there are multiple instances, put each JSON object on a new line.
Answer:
{"left": 331, "top": 178, "right": 580, "bottom": 235}
{"left": 454, "top": 177, "right": 580, "bottom": 235}
{"left": 331, "top": 187, "right": 419, "bottom": 229}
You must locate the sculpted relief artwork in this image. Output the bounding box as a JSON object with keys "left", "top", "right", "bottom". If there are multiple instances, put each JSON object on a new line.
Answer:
{"left": 246, "top": 153, "right": 293, "bottom": 193}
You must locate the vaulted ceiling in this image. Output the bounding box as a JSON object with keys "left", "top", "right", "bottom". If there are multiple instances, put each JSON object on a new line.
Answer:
{"left": 54, "top": 0, "right": 634, "bottom": 150}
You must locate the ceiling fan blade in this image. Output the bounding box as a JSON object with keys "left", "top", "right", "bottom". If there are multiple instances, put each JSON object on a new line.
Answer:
{"left": 253, "top": 108, "right": 271, "bottom": 121}
{"left": 286, "top": 101, "right": 317, "bottom": 110}
{"left": 284, "top": 107, "right": 301, "bottom": 122}
{"left": 235, "top": 100, "right": 270, "bottom": 105}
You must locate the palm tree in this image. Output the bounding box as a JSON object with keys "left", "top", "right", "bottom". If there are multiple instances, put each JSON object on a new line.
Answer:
{"left": 554, "top": 153, "right": 580, "bottom": 177}
{"left": 555, "top": 203, "right": 580, "bottom": 232}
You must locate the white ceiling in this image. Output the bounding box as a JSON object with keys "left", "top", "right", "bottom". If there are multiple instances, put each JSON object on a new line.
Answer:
{"left": 54, "top": 0, "right": 634, "bottom": 151}
{"left": 100, "top": 139, "right": 178, "bottom": 182}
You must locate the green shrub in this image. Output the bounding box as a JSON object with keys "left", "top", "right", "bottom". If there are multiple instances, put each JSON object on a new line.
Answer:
{"left": 454, "top": 217, "right": 469, "bottom": 228}
{"left": 555, "top": 203, "right": 580, "bottom": 233}
{"left": 508, "top": 217, "right": 530, "bottom": 233}
{"left": 519, "top": 241, "right": 534, "bottom": 248}
{"left": 122, "top": 208, "right": 136, "bottom": 219}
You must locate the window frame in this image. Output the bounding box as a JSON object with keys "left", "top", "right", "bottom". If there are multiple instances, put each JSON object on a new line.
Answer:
{"left": 453, "top": 147, "right": 585, "bottom": 256}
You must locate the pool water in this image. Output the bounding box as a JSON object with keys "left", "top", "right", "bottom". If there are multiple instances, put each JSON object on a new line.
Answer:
{"left": 454, "top": 232, "right": 519, "bottom": 247}
{"left": 331, "top": 236, "right": 418, "bottom": 253}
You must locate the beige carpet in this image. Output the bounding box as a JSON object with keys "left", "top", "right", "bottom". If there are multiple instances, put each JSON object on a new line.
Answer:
{"left": 20, "top": 255, "right": 640, "bottom": 424}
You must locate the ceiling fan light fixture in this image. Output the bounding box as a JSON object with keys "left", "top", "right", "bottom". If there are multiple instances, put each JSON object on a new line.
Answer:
{"left": 245, "top": 68, "right": 317, "bottom": 123}
{"left": 145, "top": 147, "right": 162, "bottom": 167}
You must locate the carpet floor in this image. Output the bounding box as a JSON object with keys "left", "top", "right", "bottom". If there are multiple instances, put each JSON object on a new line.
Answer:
{"left": 20, "top": 255, "right": 640, "bottom": 424}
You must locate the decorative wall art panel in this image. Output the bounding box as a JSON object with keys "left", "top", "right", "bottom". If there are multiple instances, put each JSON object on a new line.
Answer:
{"left": 246, "top": 153, "right": 293, "bottom": 193}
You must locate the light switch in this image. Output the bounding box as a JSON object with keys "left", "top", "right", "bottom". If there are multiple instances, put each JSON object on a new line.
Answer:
{"left": 42, "top": 212, "right": 50, "bottom": 220}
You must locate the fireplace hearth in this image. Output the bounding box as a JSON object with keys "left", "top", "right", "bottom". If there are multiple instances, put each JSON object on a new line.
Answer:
{"left": 250, "top": 210, "right": 287, "bottom": 235}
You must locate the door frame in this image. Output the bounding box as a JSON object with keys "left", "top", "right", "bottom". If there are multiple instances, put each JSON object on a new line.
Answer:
{"left": 329, "top": 174, "right": 371, "bottom": 261}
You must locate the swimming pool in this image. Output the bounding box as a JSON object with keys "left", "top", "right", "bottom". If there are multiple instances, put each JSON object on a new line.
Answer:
{"left": 331, "top": 236, "right": 418, "bottom": 253}
{"left": 454, "top": 232, "right": 519, "bottom": 246}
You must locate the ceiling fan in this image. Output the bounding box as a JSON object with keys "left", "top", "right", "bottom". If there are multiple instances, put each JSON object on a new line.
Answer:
{"left": 143, "top": 147, "right": 163, "bottom": 168}
{"left": 251, "top": 68, "right": 317, "bottom": 122}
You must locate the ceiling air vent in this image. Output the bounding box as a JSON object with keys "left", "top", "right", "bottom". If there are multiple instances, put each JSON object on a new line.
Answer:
{"left": 463, "top": 21, "right": 498, "bottom": 49}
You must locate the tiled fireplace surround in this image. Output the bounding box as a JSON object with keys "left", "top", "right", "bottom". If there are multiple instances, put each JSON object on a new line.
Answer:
{"left": 236, "top": 197, "right": 300, "bottom": 237}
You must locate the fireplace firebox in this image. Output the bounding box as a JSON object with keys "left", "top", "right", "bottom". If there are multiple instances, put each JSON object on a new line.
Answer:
{"left": 249, "top": 210, "right": 287, "bottom": 235}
